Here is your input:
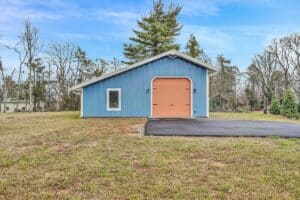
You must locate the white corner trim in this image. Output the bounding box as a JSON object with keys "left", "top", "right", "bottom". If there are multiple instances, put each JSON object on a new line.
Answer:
{"left": 150, "top": 76, "right": 193, "bottom": 118}
{"left": 106, "top": 88, "right": 121, "bottom": 111}
{"left": 80, "top": 88, "right": 83, "bottom": 117}
{"left": 206, "top": 70, "right": 209, "bottom": 117}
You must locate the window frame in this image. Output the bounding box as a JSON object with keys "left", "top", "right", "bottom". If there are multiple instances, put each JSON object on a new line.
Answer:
{"left": 106, "top": 88, "right": 121, "bottom": 111}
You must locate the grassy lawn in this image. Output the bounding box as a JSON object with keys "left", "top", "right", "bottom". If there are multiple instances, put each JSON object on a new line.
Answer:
{"left": 0, "top": 112, "right": 299, "bottom": 199}
{"left": 211, "top": 111, "right": 300, "bottom": 124}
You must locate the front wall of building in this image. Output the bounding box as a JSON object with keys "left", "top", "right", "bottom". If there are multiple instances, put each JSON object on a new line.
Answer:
{"left": 83, "top": 56, "right": 208, "bottom": 117}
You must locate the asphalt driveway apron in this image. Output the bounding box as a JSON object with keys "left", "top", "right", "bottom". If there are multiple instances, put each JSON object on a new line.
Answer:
{"left": 145, "top": 118, "right": 300, "bottom": 138}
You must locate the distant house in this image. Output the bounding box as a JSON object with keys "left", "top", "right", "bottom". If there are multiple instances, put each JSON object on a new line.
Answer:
{"left": 0, "top": 98, "right": 45, "bottom": 113}
{"left": 209, "top": 94, "right": 230, "bottom": 112}
{"left": 71, "top": 50, "right": 216, "bottom": 118}
{"left": 0, "top": 99, "right": 28, "bottom": 113}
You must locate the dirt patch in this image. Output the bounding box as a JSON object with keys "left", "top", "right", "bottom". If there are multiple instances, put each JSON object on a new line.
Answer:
{"left": 129, "top": 123, "right": 145, "bottom": 135}
{"left": 211, "top": 161, "right": 226, "bottom": 167}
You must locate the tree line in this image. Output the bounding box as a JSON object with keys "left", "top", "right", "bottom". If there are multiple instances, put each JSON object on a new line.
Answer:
{"left": 246, "top": 33, "right": 300, "bottom": 118}
{"left": 0, "top": 21, "right": 125, "bottom": 112}
{"left": 0, "top": 0, "right": 299, "bottom": 117}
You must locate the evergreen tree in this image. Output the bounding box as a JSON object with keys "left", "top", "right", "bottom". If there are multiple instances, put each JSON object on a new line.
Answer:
{"left": 123, "top": 0, "right": 182, "bottom": 64}
{"left": 245, "top": 85, "right": 258, "bottom": 111}
{"left": 75, "top": 47, "right": 94, "bottom": 83}
{"left": 210, "top": 55, "right": 239, "bottom": 111}
{"left": 269, "top": 95, "right": 281, "bottom": 115}
{"left": 93, "top": 58, "right": 109, "bottom": 77}
{"left": 32, "top": 58, "right": 46, "bottom": 111}
{"left": 281, "top": 90, "right": 297, "bottom": 118}
{"left": 185, "top": 34, "right": 200, "bottom": 58}
{"left": 185, "top": 34, "right": 211, "bottom": 63}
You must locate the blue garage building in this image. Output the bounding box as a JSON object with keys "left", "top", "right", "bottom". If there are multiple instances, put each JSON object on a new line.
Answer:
{"left": 71, "top": 50, "right": 216, "bottom": 118}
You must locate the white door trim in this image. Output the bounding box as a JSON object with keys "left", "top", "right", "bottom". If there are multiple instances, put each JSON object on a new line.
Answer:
{"left": 150, "top": 76, "right": 193, "bottom": 118}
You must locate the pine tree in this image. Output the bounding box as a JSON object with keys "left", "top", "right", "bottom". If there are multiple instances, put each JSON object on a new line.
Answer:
{"left": 245, "top": 85, "right": 258, "bottom": 111}
{"left": 210, "top": 55, "right": 239, "bottom": 111}
{"left": 185, "top": 34, "right": 211, "bottom": 63}
{"left": 281, "top": 90, "right": 297, "bottom": 118}
{"left": 185, "top": 34, "right": 200, "bottom": 58}
{"left": 269, "top": 95, "right": 280, "bottom": 115}
{"left": 75, "top": 47, "right": 94, "bottom": 83}
{"left": 123, "top": 0, "right": 182, "bottom": 64}
{"left": 32, "top": 58, "right": 46, "bottom": 111}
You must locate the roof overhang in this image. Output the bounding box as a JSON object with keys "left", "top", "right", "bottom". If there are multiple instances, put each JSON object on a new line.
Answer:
{"left": 70, "top": 50, "right": 217, "bottom": 93}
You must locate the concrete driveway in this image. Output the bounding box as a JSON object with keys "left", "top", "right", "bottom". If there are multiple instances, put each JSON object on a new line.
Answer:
{"left": 145, "top": 118, "right": 300, "bottom": 138}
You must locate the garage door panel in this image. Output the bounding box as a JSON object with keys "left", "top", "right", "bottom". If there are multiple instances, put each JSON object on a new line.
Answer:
{"left": 152, "top": 78, "right": 191, "bottom": 118}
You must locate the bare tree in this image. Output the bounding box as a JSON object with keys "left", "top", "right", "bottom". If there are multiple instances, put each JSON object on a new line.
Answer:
{"left": 20, "top": 20, "right": 40, "bottom": 112}
{"left": 0, "top": 58, "right": 15, "bottom": 112}
{"left": 0, "top": 41, "right": 28, "bottom": 110}
{"left": 111, "top": 57, "right": 124, "bottom": 72}
{"left": 269, "top": 38, "right": 295, "bottom": 89}
{"left": 251, "top": 50, "right": 281, "bottom": 114}
{"left": 286, "top": 34, "right": 300, "bottom": 96}
{"left": 47, "top": 42, "right": 76, "bottom": 110}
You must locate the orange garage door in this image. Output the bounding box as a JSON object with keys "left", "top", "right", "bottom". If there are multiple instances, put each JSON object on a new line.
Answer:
{"left": 152, "top": 78, "right": 191, "bottom": 118}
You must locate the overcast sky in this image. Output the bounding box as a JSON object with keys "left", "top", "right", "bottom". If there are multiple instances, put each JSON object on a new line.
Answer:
{"left": 1, "top": 0, "right": 300, "bottom": 71}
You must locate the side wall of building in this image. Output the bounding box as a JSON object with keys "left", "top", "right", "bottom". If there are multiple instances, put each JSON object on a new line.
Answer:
{"left": 83, "top": 56, "right": 208, "bottom": 117}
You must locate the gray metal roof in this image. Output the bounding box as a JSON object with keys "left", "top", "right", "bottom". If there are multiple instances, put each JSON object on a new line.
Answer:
{"left": 70, "top": 50, "right": 217, "bottom": 92}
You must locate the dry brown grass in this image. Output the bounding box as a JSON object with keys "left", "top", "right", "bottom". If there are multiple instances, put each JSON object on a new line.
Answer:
{"left": 0, "top": 112, "right": 299, "bottom": 199}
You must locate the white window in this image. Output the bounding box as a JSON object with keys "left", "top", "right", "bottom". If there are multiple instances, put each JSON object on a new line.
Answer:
{"left": 107, "top": 88, "right": 121, "bottom": 111}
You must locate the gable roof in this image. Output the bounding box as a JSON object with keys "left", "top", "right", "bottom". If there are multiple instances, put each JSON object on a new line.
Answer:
{"left": 70, "top": 50, "right": 217, "bottom": 92}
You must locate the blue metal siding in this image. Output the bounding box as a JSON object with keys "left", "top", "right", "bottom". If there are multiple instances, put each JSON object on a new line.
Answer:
{"left": 83, "top": 56, "right": 208, "bottom": 117}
